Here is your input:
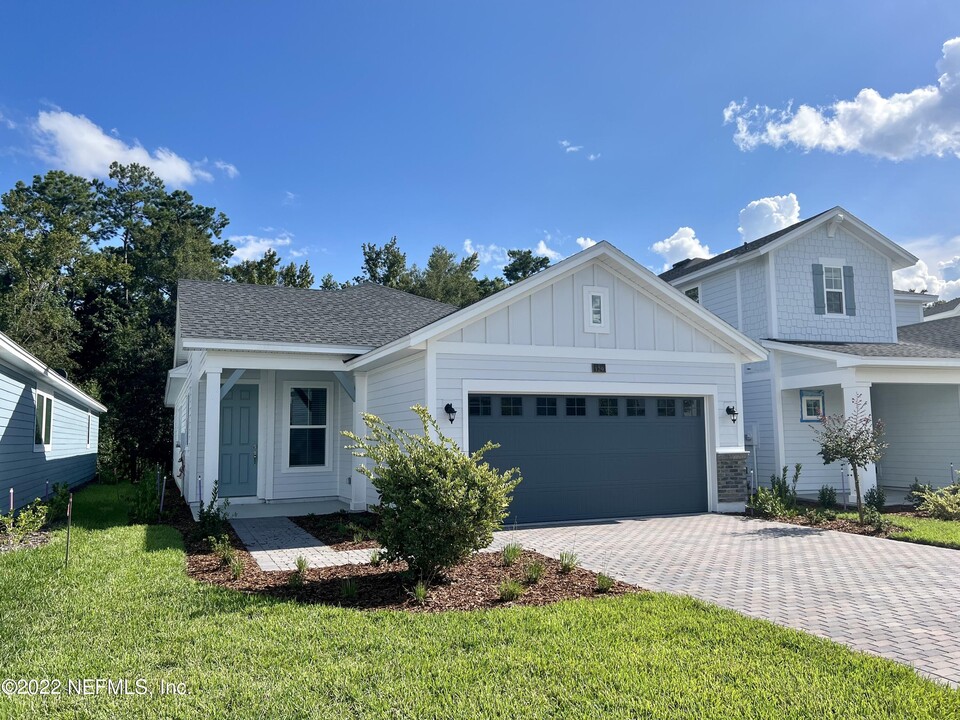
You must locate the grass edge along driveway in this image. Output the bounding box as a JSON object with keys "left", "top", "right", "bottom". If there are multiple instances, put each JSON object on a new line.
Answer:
{"left": 0, "top": 484, "right": 957, "bottom": 720}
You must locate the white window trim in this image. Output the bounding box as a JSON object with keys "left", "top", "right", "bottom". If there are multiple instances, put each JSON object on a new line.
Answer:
{"left": 34, "top": 389, "right": 54, "bottom": 452}
{"left": 281, "top": 381, "right": 334, "bottom": 474}
{"left": 583, "top": 285, "right": 610, "bottom": 334}
{"left": 684, "top": 285, "right": 701, "bottom": 304}
{"left": 820, "top": 257, "right": 846, "bottom": 317}
{"left": 800, "top": 389, "right": 825, "bottom": 423}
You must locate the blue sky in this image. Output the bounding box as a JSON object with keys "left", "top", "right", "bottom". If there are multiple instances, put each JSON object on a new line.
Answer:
{"left": 3, "top": 3, "right": 960, "bottom": 295}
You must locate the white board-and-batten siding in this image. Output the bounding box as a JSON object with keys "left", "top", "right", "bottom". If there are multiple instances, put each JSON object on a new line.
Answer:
{"left": 0, "top": 361, "right": 99, "bottom": 509}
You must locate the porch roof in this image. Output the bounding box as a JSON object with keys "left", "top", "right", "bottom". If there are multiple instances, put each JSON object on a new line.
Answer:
{"left": 768, "top": 316, "right": 960, "bottom": 360}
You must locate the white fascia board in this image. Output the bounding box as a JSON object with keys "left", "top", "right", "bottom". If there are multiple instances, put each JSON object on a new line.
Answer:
{"left": 763, "top": 339, "right": 960, "bottom": 369}
{"left": 348, "top": 242, "right": 766, "bottom": 370}
{"left": 164, "top": 365, "right": 189, "bottom": 407}
{"left": 181, "top": 338, "right": 374, "bottom": 355}
{"left": 0, "top": 331, "right": 107, "bottom": 414}
{"left": 895, "top": 292, "right": 937, "bottom": 304}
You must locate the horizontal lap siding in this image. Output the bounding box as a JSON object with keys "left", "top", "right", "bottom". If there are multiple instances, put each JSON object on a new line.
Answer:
{"left": 700, "top": 269, "right": 739, "bottom": 328}
{"left": 743, "top": 378, "right": 775, "bottom": 485}
{"left": 0, "top": 363, "right": 98, "bottom": 510}
{"left": 894, "top": 300, "right": 924, "bottom": 327}
{"left": 872, "top": 384, "right": 960, "bottom": 489}
{"left": 781, "top": 385, "right": 844, "bottom": 495}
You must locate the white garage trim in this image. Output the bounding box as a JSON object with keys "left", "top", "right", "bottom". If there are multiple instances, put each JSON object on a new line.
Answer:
{"left": 460, "top": 379, "right": 721, "bottom": 512}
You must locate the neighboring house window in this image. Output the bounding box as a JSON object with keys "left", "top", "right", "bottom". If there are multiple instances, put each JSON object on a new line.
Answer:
{"left": 536, "top": 397, "right": 557, "bottom": 416}
{"left": 583, "top": 286, "right": 610, "bottom": 333}
{"left": 813, "top": 261, "right": 855, "bottom": 316}
{"left": 34, "top": 390, "right": 53, "bottom": 450}
{"left": 657, "top": 399, "right": 676, "bottom": 417}
{"left": 626, "top": 398, "right": 645, "bottom": 416}
{"left": 287, "top": 386, "right": 329, "bottom": 468}
{"left": 682, "top": 398, "right": 703, "bottom": 417}
{"left": 684, "top": 286, "right": 700, "bottom": 304}
{"left": 598, "top": 398, "right": 619, "bottom": 416}
{"left": 800, "top": 390, "right": 825, "bottom": 423}
{"left": 86, "top": 412, "right": 92, "bottom": 449}
{"left": 500, "top": 396, "right": 523, "bottom": 416}
{"left": 566, "top": 397, "right": 586, "bottom": 416}
{"left": 469, "top": 396, "right": 491, "bottom": 416}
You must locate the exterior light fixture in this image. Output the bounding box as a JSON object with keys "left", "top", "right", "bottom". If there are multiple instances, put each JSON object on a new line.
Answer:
{"left": 726, "top": 406, "right": 739, "bottom": 423}
{"left": 444, "top": 403, "right": 457, "bottom": 424}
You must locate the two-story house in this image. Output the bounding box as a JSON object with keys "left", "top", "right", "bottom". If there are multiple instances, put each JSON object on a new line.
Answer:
{"left": 662, "top": 207, "right": 960, "bottom": 502}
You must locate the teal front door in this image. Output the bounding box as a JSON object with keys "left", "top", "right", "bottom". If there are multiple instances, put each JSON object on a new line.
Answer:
{"left": 219, "top": 384, "right": 259, "bottom": 498}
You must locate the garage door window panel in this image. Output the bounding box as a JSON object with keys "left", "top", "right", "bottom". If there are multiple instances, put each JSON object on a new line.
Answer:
{"left": 500, "top": 396, "right": 523, "bottom": 416}
{"left": 566, "top": 397, "right": 586, "bottom": 416}
{"left": 598, "top": 398, "right": 619, "bottom": 416}
{"left": 657, "top": 399, "right": 676, "bottom": 417}
{"left": 469, "top": 395, "right": 492, "bottom": 416}
{"left": 626, "top": 398, "right": 646, "bottom": 417}
{"left": 536, "top": 397, "right": 557, "bottom": 416}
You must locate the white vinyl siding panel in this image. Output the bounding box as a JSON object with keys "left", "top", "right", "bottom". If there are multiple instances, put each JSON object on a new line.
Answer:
{"left": 780, "top": 385, "right": 845, "bottom": 495}
{"left": 699, "top": 269, "right": 739, "bottom": 328}
{"left": 742, "top": 377, "right": 775, "bottom": 485}
{"left": 738, "top": 259, "right": 769, "bottom": 340}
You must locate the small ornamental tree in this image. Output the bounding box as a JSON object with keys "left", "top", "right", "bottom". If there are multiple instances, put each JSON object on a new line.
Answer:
{"left": 812, "top": 394, "right": 887, "bottom": 525}
{"left": 343, "top": 406, "right": 521, "bottom": 583}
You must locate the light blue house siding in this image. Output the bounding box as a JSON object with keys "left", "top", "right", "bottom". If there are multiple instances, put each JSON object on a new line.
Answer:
{"left": 0, "top": 358, "right": 101, "bottom": 511}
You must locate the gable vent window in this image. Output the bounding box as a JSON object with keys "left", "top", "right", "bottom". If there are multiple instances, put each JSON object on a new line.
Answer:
{"left": 813, "top": 262, "right": 856, "bottom": 316}
{"left": 582, "top": 286, "right": 610, "bottom": 333}
{"left": 684, "top": 286, "right": 700, "bottom": 304}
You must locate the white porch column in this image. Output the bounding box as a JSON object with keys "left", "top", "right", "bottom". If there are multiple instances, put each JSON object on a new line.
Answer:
{"left": 350, "top": 372, "right": 369, "bottom": 511}
{"left": 202, "top": 369, "right": 221, "bottom": 507}
{"left": 841, "top": 382, "right": 877, "bottom": 500}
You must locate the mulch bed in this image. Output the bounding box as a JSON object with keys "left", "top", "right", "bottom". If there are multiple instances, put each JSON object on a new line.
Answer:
{"left": 162, "top": 491, "right": 638, "bottom": 611}
{"left": 764, "top": 513, "right": 904, "bottom": 538}
{"left": 0, "top": 531, "right": 51, "bottom": 554}
{"left": 290, "top": 511, "right": 380, "bottom": 551}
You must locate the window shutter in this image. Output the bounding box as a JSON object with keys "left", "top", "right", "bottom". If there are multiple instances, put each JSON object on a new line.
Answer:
{"left": 842, "top": 265, "right": 856, "bottom": 316}
{"left": 812, "top": 264, "right": 825, "bottom": 315}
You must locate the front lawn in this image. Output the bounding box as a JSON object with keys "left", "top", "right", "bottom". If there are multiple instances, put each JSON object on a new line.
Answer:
{"left": 1, "top": 485, "right": 957, "bottom": 719}
{"left": 837, "top": 511, "right": 960, "bottom": 550}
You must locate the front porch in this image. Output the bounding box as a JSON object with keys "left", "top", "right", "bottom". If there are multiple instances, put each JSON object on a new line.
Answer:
{"left": 167, "top": 351, "right": 372, "bottom": 519}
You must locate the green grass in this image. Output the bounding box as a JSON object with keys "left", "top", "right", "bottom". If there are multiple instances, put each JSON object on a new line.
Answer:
{"left": 1, "top": 486, "right": 957, "bottom": 719}
{"left": 840, "top": 511, "right": 960, "bottom": 550}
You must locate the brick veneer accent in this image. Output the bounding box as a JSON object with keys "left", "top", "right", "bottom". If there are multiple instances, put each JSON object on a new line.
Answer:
{"left": 717, "top": 452, "right": 749, "bottom": 504}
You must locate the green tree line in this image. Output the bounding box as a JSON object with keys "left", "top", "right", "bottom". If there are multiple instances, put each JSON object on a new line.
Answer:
{"left": 0, "top": 163, "right": 551, "bottom": 479}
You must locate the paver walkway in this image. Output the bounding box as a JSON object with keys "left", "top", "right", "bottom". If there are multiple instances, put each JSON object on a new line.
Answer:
{"left": 231, "top": 517, "right": 373, "bottom": 571}
{"left": 490, "top": 514, "right": 960, "bottom": 686}
{"left": 233, "top": 513, "right": 960, "bottom": 686}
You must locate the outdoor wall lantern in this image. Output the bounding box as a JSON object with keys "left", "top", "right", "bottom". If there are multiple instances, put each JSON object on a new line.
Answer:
{"left": 726, "top": 405, "right": 739, "bottom": 423}
{"left": 444, "top": 403, "right": 457, "bottom": 424}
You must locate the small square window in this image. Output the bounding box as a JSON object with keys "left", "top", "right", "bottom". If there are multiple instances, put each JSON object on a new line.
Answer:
{"left": 566, "top": 397, "right": 586, "bottom": 416}
{"left": 657, "top": 399, "right": 676, "bottom": 417}
{"left": 469, "top": 396, "right": 492, "bottom": 417}
{"left": 626, "top": 398, "right": 645, "bottom": 416}
{"left": 500, "top": 396, "right": 523, "bottom": 416}
{"left": 801, "top": 390, "right": 825, "bottom": 422}
{"left": 598, "top": 398, "right": 619, "bottom": 416}
{"left": 682, "top": 398, "right": 702, "bottom": 417}
{"left": 536, "top": 397, "right": 557, "bottom": 416}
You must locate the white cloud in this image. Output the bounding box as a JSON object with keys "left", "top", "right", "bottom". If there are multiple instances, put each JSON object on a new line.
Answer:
{"left": 558, "top": 139, "right": 583, "bottom": 153}
{"left": 228, "top": 232, "right": 294, "bottom": 263}
{"left": 463, "top": 239, "right": 508, "bottom": 266}
{"left": 724, "top": 37, "right": 960, "bottom": 160}
{"left": 33, "top": 110, "right": 219, "bottom": 186}
{"left": 535, "top": 238, "right": 563, "bottom": 261}
{"left": 576, "top": 237, "right": 598, "bottom": 250}
{"left": 214, "top": 160, "right": 239, "bottom": 179}
{"left": 738, "top": 193, "right": 801, "bottom": 242}
{"left": 0, "top": 112, "right": 15, "bottom": 130}
{"left": 587, "top": 153, "right": 601, "bottom": 161}
{"left": 893, "top": 234, "right": 960, "bottom": 299}
{"left": 650, "top": 227, "right": 713, "bottom": 271}
{"left": 282, "top": 190, "right": 299, "bottom": 206}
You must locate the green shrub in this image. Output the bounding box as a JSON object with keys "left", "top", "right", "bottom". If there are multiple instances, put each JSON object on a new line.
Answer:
{"left": 0, "top": 500, "right": 49, "bottom": 547}
{"left": 340, "top": 578, "right": 358, "bottom": 600}
{"left": 817, "top": 484, "right": 837, "bottom": 510}
{"left": 864, "top": 486, "right": 886, "bottom": 512}
{"left": 524, "top": 561, "right": 545, "bottom": 584}
{"left": 295, "top": 555, "right": 309, "bottom": 575}
{"left": 864, "top": 507, "right": 892, "bottom": 534}
{"left": 804, "top": 508, "right": 823, "bottom": 526}
{"left": 501, "top": 542, "right": 523, "bottom": 567}
{"left": 559, "top": 551, "right": 579, "bottom": 574}
{"left": 0, "top": 513, "right": 13, "bottom": 545}
{"left": 230, "top": 556, "right": 245, "bottom": 580}
{"left": 916, "top": 482, "right": 960, "bottom": 521}
{"left": 128, "top": 473, "right": 160, "bottom": 524}
{"left": 769, "top": 464, "right": 801, "bottom": 510}
{"left": 498, "top": 579, "right": 524, "bottom": 602}
{"left": 207, "top": 535, "right": 235, "bottom": 566}
{"left": 823, "top": 509, "right": 837, "bottom": 521}
{"left": 47, "top": 483, "right": 71, "bottom": 522}
{"left": 343, "top": 406, "right": 521, "bottom": 583}
{"left": 907, "top": 479, "right": 933, "bottom": 507}
{"left": 409, "top": 581, "right": 428, "bottom": 605}
{"left": 596, "top": 573, "right": 615, "bottom": 593}
{"left": 194, "top": 480, "right": 231, "bottom": 540}
{"left": 369, "top": 549, "right": 383, "bottom": 567}
{"left": 747, "top": 487, "right": 788, "bottom": 518}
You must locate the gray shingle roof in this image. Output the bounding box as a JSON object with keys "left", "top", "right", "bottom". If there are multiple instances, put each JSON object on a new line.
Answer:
{"left": 659, "top": 210, "right": 832, "bottom": 283}
{"left": 924, "top": 297, "right": 960, "bottom": 317}
{"left": 773, "top": 316, "right": 960, "bottom": 359}
{"left": 177, "top": 280, "right": 458, "bottom": 349}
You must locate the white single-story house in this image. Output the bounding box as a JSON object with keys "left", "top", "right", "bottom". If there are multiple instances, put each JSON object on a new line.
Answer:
{"left": 0, "top": 331, "right": 105, "bottom": 510}
{"left": 166, "top": 242, "right": 766, "bottom": 522}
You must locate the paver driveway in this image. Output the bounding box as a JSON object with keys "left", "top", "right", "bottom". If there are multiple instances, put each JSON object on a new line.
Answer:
{"left": 490, "top": 513, "right": 960, "bottom": 686}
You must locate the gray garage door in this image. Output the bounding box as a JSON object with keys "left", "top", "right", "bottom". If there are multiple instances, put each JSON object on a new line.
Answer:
{"left": 467, "top": 394, "right": 707, "bottom": 524}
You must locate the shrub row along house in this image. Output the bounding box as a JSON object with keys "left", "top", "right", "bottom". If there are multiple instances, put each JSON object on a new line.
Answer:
{"left": 0, "top": 331, "right": 104, "bottom": 510}
{"left": 165, "top": 207, "right": 958, "bottom": 522}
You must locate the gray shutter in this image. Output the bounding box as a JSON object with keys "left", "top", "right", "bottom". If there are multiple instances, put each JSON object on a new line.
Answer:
{"left": 812, "top": 264, "right": 825, "bottom": 315}
{"left": 843, "top": 265, "right": 856, "bottom": 316}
